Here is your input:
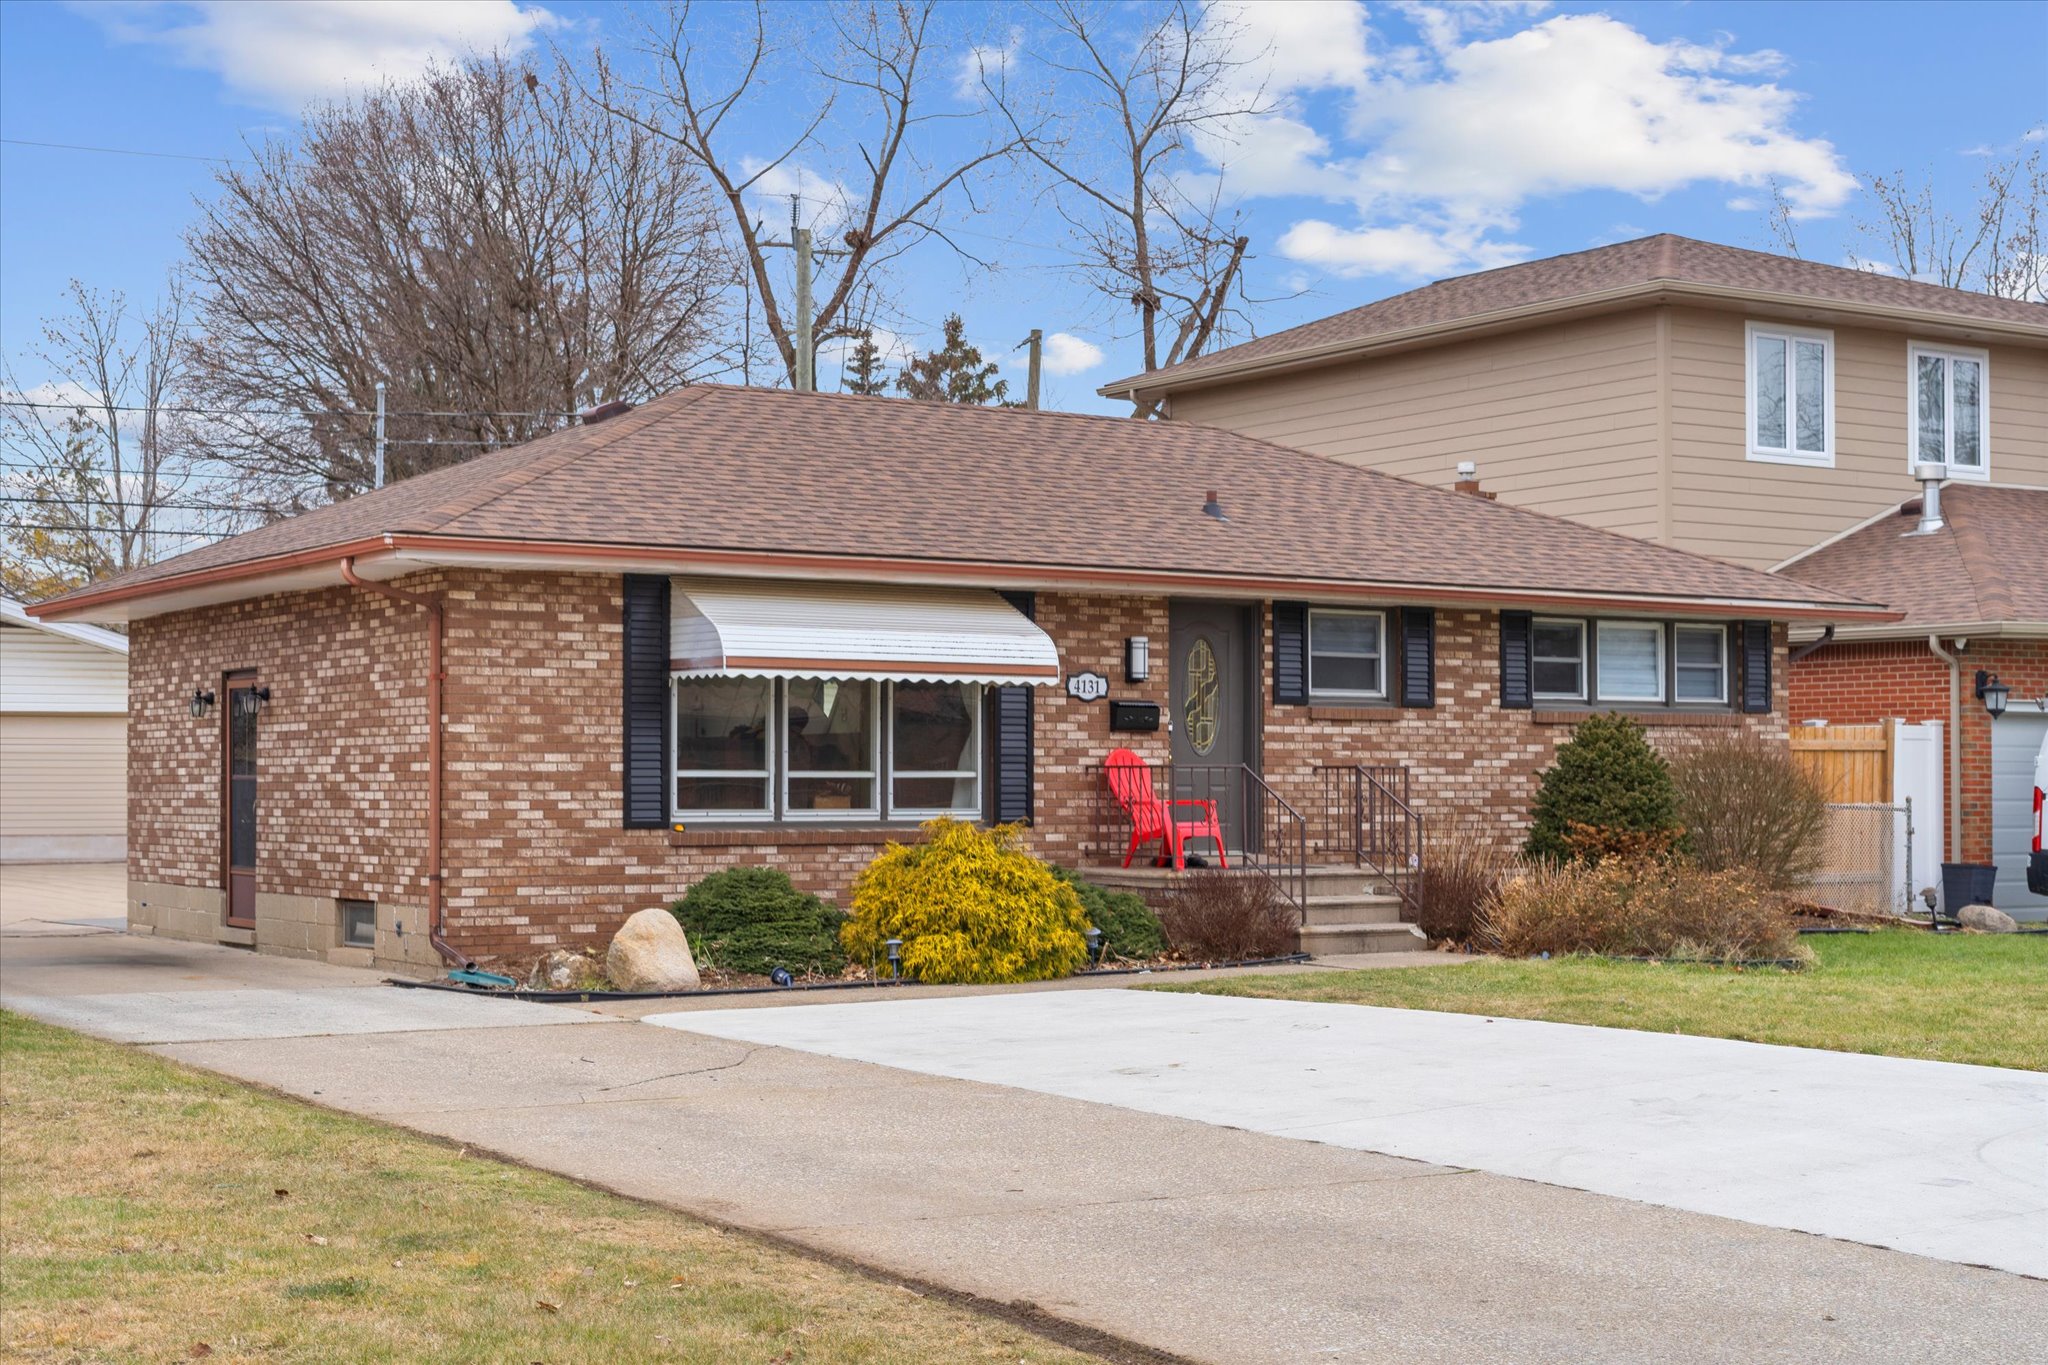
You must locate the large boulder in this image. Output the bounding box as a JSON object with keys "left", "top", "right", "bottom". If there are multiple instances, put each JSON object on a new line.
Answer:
{"left": 1957, "top": 903, "right": 2019, "bottom": 934}
{"left": 606, "top": 908, "right": 702, "bottom": 991}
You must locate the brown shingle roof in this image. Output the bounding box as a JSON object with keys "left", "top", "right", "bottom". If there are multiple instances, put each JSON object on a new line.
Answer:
{"left": 1784, "top": 484, "right": 2048, "bottom": 630}
{"left": 1107, "top": 234, "right": 2048, "bottom": 394}
{"left": 34, "top": 384, "right": 1883, "bottom": 619}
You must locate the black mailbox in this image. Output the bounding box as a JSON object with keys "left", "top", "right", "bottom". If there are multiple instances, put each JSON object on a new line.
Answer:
{"left": 1108, "top": 700, "right": 1162, "bottom": 732}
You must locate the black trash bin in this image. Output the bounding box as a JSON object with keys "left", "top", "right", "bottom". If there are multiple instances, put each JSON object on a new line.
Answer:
{"left": 1940, "top": 862, "right": 1998, "bottom": 913}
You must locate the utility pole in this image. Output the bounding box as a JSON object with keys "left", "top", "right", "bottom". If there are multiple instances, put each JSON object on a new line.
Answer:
{"left": 373, "top": 381, "right": 387, "bottom": 489}
{"left": 763, "top": 194, "right": 845, "bottom": 393}
{"left": 1022, "top": 329, "right": 1043, "bottom": 411}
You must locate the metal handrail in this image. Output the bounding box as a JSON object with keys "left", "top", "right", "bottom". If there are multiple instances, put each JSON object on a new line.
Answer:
{"left": 1314, "top": 764, "right": 1425, "bottom": 922}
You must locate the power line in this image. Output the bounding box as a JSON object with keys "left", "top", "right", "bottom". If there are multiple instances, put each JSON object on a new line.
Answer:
{"left": 0, "top": 495, "right": 273, "bottom": 514}
{"left": 2, "top": 522, "right": 226, "bottom": 538}
{"left": 0, "top": 398, "right": 576, "bottom": 420}
{"left": 0, "top": 137, "right": 253, "bottom": 166}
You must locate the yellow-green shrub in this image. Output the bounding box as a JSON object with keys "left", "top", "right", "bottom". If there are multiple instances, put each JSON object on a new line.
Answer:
{"left": 843, "top": 818, "right": 1091, "bottom": 983}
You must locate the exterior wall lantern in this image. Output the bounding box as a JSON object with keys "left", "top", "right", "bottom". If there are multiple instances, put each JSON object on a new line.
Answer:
{"left": 1975, "top": 670, "right": 2009, "bottom": 719}
{"left": 252, "top": 685, "right": 272, "bottom": 710}
{"left": 1125, "top": 635, "right": 1150, "bottom": 683}
{"left": 189, "top": 688, "right": 216, "bottom": 719}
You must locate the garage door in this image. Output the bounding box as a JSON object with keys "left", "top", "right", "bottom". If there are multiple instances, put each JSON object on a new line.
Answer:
{"left": 0, "top": 713, "right": 127, "bottom": 862}
{"left": 1990, "top": 712, "right": 2048, "bottom": 919}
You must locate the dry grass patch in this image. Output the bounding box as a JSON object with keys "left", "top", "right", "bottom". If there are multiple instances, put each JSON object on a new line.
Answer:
{"left": 0, "top": 1010, "right": 1096, "bottom": 1364}
{"left": 1149, "top": 931, "right": 2047, "bottom": 1071}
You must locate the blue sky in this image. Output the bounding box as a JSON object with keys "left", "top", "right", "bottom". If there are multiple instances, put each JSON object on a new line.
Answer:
{"left": 2, "top": 1, "right": 2043, "bottom": 416}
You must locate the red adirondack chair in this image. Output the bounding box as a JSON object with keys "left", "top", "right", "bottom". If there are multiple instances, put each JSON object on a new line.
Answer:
{"left": 1104, "top": 748, "right": 1229, "bottom": 870}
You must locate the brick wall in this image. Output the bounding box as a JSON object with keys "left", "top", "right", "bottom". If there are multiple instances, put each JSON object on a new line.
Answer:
{"left": 1791, "top": 636, "right": 2048, "bottom": 861}
{"left": 129, "top": 571, "right": 1793, "bottom": 963}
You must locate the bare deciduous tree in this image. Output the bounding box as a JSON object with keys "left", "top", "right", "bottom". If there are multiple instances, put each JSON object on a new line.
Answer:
{"left": 984, "top": 1, "right": 1267, "bottom": 417}
{"left": 595, "top": 0, "right": 1034, "bottom": 389}
{"left": 1767, "top": 149, "right": 2046, "bottom": 300}
{"left": 1, "top": 280, "right": 198, "bottom": 598}
{"left": 183, "top": 54, "right": 736, "bottom": 510}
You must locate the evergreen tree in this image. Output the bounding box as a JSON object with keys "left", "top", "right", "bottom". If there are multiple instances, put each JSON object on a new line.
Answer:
{"left": 1524, "top": 713, "right": 1684, "bottom": 862}
{"left": 894, "top": 314, "right": 1010, "bottom": 405}
{"left": 842, "top": 331, "right": 888, "bottom": 396}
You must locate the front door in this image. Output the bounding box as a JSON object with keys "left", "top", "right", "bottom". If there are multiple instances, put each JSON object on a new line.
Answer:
{"left": 222, "top": 673, "right": 260, "bottom": 928}
{"left": 1169, "top": 601, "right": 1258, "bottom": 855}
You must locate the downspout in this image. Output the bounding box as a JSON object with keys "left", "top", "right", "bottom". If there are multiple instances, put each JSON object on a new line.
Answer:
{"left": 1788, "top": 624, "right": 1835, "bottom": 663}
{"left": 339, "top": 557, "right": 465, "bottom": 968}
{"left": 1926, "top": 634, "right": 1963, "bottom": 862}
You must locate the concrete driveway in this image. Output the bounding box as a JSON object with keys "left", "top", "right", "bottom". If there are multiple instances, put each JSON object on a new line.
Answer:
{"left": 0, "top": 861, "right": 125, "bottom": 935}
{"left": 4, "top": 925, "right": 2044, "bottom": 1364}
{"left": 655, "top": 990, "right": 2048, "bottom": 1279}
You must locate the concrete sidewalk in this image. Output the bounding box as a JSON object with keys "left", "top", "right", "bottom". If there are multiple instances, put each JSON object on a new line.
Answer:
{"left": 3, "top": 930, "right": 2043, "bottom": 1363}
{"left": 655, "top": 989, "right": 2048, "bottom": 1278}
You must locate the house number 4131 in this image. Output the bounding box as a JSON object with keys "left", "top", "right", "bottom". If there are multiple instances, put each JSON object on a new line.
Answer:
{"left": 1066, "top": 671, "right": 1109, "bottom": 702}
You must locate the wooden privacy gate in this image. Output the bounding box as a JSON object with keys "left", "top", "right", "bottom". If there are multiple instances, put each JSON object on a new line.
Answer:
{"left": 1791, "top": 722, "right": 1893, "bottom": 802}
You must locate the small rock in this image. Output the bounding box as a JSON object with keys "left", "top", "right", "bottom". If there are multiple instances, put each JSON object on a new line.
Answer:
{"left": 530, "top": 948, "right": 591, "bottom": 990}
{"left": 606, "top": 908, "right": 701, "bottom": 991}
{"left": 1957, "top": 903, "right": 2018, "bottom": 934}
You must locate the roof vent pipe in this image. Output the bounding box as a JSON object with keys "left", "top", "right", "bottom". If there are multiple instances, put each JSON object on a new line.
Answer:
{"left": 581, "top": 398, "right": 635, "bottom": 426}
{"left": 1453, "top": 460, "right": 1496, "bottom": 500}
{"left": 1906, "top": 462, "right": 1947, "bottom": 536}
{"left": 1202, "top": 489, "right": 1229, "bottom": 523}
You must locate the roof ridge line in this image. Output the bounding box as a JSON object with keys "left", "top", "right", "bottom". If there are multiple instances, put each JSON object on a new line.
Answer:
{"left": 413, "top": 389, "right": 708, "bottom": 534}
{"left": 1945, "top": 488, "right": 2016, "bottom": 621}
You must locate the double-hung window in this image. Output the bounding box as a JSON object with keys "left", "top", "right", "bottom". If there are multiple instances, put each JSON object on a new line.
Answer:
{"left": 1595, "top": 621, "right": 1665, "bottom": 703}
{"left": 672, "top": 675, "right": 981, "bottom": 822}
{"left": 1747, "top": 322, "right": 1833, "bottom": 466}
{"left": 1532, "top": 618, "right": 1586, "bottom": 702}
{"left": 1673, "top": 624, "right": 1728, "bottom": 704}
{"left": 1909, "top": 343, "right": 1989, "bottom": 478}
{"left": 1307, "top": 609, "right": 1386, "bottom": 700}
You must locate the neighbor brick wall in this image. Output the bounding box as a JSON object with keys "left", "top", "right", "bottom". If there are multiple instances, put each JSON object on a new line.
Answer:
{"left": 1791, "top": 636, "right": 2048, "bottom": 861}
{"left": 129, "top": 571, "right": 1794, "bottom": 963}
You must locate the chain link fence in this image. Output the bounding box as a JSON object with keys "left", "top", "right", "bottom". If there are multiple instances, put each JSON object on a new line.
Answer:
{"left": 1805, "top": 801, "right": 1914, "bottom": 917}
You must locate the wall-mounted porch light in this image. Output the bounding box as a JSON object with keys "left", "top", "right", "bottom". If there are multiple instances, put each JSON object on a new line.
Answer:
{"left": 189, "top": 688, "right": 216, "bottom": 719}
{"left": 1975, "top": 670, "right": 2009, "bottom": 719}
{"left": 1125, "top": 635, "right": 1150, "bottom": 683}
{"left": 251, "top": 685, "right": 272, "bottom": 710}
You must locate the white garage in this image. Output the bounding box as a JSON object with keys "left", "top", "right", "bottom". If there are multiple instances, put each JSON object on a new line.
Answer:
{"left": 0, "top": 597, "right": 129, "bottom": 863}
{"left": 1990, "top": 711, "right": 2048, "bottom": 919}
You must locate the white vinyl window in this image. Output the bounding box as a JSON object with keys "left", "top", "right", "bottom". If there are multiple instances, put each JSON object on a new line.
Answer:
{"left": 1747, "top": 322, "right": 1834, "bottom": 466}
{"left": 1673, "top": 624, "right": 1728, "bottom": 704}
{"left": 1307, "top": 609, "right": 1386, "bottom": 700}
{"left": 1595, "top": 621, "right": 1665, "bottom": 703}
{"left": 672, "top": 676, "right": 982, "bottom": 822}
{"left": 1532, "top": 618, "right": 1586, "bottom": 701}
{"left": 1908, "top": 343, "right": 1989, "bottom": 478}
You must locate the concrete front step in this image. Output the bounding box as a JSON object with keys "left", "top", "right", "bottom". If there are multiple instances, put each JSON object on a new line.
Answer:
{"left": 1301, "top": 893, "right": 1405, "bottom": 928}
{"left": 1081, "top": 863, "right": 1395, "bottom": 899}
{"left": 1298, "top": 921, "right": 1428, "bottom": 955}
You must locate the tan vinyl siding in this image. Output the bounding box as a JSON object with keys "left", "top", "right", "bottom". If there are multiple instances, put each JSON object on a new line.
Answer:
{"left": 0, "top": 624, "right": 129, "bottom": 714}
{"left": 1170, "top": 310, "right": 1666, "bottom": 539}
{"left": 1666, "top": 307, "right": 2048, "bottom": 567}
{"left": 0, "top": 713, "right": 128, "bottom": 853}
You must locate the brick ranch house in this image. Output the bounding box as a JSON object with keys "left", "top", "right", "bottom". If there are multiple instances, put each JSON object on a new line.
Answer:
{"left": 1783, "top": 483, "right": 2048, "bottom": 916}
{"left": 29, "top": 386, "right": 1890, "bottom": 972}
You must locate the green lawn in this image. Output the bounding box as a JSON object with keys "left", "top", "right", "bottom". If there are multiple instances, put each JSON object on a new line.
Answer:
{"left": 0, "top": 1010, "right": 1094, "bottom": 1364}
{"left": 1150, "top": 930, "right": 2047, "bottom": 1071}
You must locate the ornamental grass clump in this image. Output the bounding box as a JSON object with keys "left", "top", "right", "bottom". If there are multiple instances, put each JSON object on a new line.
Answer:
{"left": 843, "top": 818, "right": 1091, "bottom": 984}
{"left": 1525, "top": 712, "right": 1685, "bottom": 863}
{"left": 1416, "top": 815, "right": 1516, "bottom": 947}
{"left": 1481, "top": 857, "right": 1805, "bottom": 964}
{"left": 670, "top": 867, "right": 847, "bottom": 976}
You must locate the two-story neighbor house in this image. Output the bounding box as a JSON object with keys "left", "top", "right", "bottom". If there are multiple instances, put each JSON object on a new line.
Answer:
{"left": 1107, "top": 234, "right": 2048, "bottom": 911}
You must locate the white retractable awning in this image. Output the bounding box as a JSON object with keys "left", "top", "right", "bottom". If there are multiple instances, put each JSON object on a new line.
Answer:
{"left": 669, "top": 577, "right": 1061, "bottom": 686}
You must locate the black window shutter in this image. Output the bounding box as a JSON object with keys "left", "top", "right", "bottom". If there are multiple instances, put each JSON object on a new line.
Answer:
{"left": 1741, "top": 620, "right": 1772, "bottom": 714}
{"left": 1273, "top": 601, "right": 1308, "bottom": 704}
{"left": 1399, "top": 608, "right": 1435, "bottom": 708}
{"left": 1500, "top": 611, "right": 1533, "bottom": 709}
{"left": 990, "top": 591, "right": 1036, "bottom": 824}
{"left": 621, "top": 575, "right": 670, "bottom": 829}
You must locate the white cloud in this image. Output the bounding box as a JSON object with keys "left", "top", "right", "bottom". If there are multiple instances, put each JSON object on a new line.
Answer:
{"left": 738, "top": 158, "right": 858, "bottom": 232}
{"left": 1202, "top": 5, "right": 1853, "bottom": 281}
{"left": 2026, "top": 125, "right": 2046, "bottom": 143}
{"left": 1040, "top": 332, "right": 1104, "bottom": 376}
{"left": 955, "top": 30, "right": 1020, "bottom": 100}
{"left": 79, "top": 1, "right": 558, "bottom": 112}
